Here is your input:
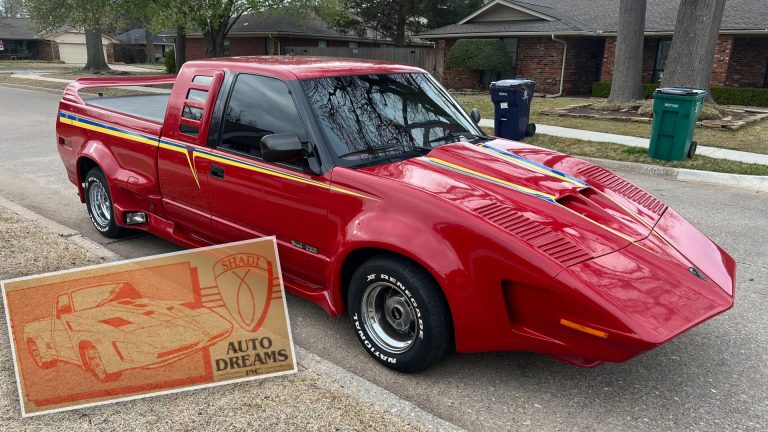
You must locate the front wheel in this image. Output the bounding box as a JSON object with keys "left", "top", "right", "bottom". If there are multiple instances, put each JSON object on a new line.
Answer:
{"left": 348, "top": 255, "right": 452, "bottom": 373}
{"left": 81, "top": 342, "right": 121, "bottom": 382}
{"left": 84, "top": 167, "right": 128, "bottom": 238}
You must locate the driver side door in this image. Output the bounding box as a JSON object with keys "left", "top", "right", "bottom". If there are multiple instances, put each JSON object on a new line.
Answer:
{"left": 53, "top": 293, "right": 77, "bottom": 362}
{"left": 206, "top": 73, "right": 332, "bottom": 288}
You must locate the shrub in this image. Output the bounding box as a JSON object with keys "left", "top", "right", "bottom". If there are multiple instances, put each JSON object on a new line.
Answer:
{"left": 445, "top": 39, "right": 515, "bottom": 72}
{"left": 164, "top": 49, "right": 176, "bottom": 74}
{"left": 592, "top": 82, "right": 768, "bottom": 107}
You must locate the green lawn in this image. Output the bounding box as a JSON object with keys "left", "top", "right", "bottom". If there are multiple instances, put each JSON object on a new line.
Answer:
{"left": 0, "top": 73, "right": 162, "bottom": 96}
{"left": 454, "top": 93, "right": 768, "bottom": 155}
{"left": 0, "top": 60, "right": 76, "bottom": 70}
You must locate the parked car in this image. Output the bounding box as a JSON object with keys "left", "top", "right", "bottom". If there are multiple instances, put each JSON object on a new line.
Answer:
{"left": 23, "top": 282, "right": 232, "bottom": 381}
{"left": 55, "top": 57, "right": 735, "bottom": 372}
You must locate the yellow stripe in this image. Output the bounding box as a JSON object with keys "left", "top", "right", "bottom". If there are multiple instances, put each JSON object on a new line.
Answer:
{"left": 478, "top": 145, "right": 583, "bottom": 186}
{"left": 62, "top": 114, "right": 374, "bottom": 200}
{"left": 427, "top": 157, "right": 557, "bottom": 200}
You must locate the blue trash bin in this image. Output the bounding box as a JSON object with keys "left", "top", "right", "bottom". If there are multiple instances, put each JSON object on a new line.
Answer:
{"left": 489, "top": 79, "right": 536, "bottom": 141}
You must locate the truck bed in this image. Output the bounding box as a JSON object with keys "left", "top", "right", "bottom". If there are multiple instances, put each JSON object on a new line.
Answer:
{"left": 87, "top": 94, "right": 170, "bottom": 123}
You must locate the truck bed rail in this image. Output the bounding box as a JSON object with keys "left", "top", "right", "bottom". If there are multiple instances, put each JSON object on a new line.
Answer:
{"left": 62, "top": 75, "right": 177, "bottom": 105}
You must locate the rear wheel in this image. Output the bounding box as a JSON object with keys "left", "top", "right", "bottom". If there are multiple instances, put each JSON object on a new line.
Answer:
{"left": 84, "top": 167, "right": 128, "bottom": 238}
{"left": 348, "top": 255, "right": 452, "bottom": 373}
{"left": 26, "top": 338, "right": 56, "bottom": 369}
{"left": 687, "top": 141, "right": 698, "bottom": 159}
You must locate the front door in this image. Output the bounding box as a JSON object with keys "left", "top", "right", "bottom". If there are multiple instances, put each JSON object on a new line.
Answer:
{"left": 206, "top": 73, "right": 331, "bottom": 288}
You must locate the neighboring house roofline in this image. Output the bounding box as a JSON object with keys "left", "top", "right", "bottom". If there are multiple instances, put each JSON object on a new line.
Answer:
{"left": 419, "top": 28, "right": 768, "bottom": 39}
{"left": 458, "top": 0, "right": 558, "bottom": 25}
{"left": 44, "top": 28, "right": 119, "bottom": 43}
{"left": 183, "top": 31, "right": 433, "bottom": 46}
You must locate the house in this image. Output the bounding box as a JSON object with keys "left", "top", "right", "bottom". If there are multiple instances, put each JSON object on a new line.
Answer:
{"left": 0, "top": 17, "right": 116, "bottom": 64}
{"left": 184, "top": 11, "right": 424, "bottom": 60}
{"left": 418, "top": 0, "right": 768, "bottom": 94}
{"left": 115, "top": 29, "right": 174, "bottom": 63}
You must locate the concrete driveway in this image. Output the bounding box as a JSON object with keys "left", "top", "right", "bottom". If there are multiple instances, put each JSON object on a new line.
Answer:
{"left": 0, "top": 86, "right": 765, "bottom": 431}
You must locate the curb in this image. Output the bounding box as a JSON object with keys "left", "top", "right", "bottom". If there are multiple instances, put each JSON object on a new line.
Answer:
{"left": 297, "top": 347, "right": 463, "bottom": 431}
{"left": 581, "top": 156, "right": 768, "bottom": 192}
{"left": 0, "top": 82, "right": 64, "bottom": 95}
{"left": 0, "top": 195, "right": 462, "bottom": 431}
{"left": 0, "top": 195, "right": 121, "bottom": 262}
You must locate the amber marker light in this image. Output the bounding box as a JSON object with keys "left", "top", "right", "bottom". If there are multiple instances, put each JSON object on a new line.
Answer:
{"left": 560, "top": 319, "right": 609, "bottom": 339}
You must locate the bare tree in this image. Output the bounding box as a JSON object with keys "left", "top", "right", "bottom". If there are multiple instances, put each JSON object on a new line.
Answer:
{"left": 608, "top": 0, "right": 647, "bottom": 102}
{"left": 1, "top": 0, "right": 22, "bottom": 17}
{"left": 661, "top": 0, "right": 726, "bottom": 91}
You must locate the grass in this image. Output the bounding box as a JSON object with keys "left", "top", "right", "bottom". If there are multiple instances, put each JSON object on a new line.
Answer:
{"left": 0, "top": 73, "right": 161, "bottom": 96}
{"left": 0, "top": 60, "right": 75, "bottom": 70}
{"left": 454, "top": 93, "right": 768, "bottom": 155}
{"left": 478, "top": 124, "right": 768, "bottom": 176}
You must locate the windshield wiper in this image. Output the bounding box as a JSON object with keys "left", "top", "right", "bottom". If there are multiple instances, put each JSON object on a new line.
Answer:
{"left": 339, "top": 144, "right": 431, "bottom": 159}
{"left": 429, "top": 131, "right": 484, "bottom": 144}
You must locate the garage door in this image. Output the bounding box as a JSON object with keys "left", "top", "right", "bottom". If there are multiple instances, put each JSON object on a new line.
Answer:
{"left": 58, "top": 43, "right": 108, "bottom": 64}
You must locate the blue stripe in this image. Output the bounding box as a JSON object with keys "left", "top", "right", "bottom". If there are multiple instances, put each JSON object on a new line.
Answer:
{"left": 422, "top": 159, "right": 556, "bottom": 203}
{"left": 59, "top": 111, "right": 159, "bottom": 144}
{"left": 480, "top": 144, "right": 589, "bottom": 187}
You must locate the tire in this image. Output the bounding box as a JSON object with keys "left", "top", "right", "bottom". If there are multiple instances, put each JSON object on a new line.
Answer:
{"left": 81, "top": 342, "right": 121, "bottom": 382}
{"left": 84, "top": 167, "right": 128, "bottom": 238}
{"left": 26, "top": 338, "right": 56, "bottom": 369}
{"left": 687, "top": 141, "right": 698, "bottom": 159}
{"left": 526, "top": 123, "right": 536, "bottom": 137}
{"left": 348, "top": 255, "right": 452, "bottom": 373}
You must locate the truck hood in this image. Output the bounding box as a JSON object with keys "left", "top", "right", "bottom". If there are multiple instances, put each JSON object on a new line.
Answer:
{"left": 67, "top": 299, "right": 212, "bottom": 332}
{"left": 359, "top": 140, "right": 667, "bottom": 266}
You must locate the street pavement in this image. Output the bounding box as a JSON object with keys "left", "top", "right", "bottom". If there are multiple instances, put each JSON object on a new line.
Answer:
{"left": 0, "top": 86, "right": 766, "bottom": 431}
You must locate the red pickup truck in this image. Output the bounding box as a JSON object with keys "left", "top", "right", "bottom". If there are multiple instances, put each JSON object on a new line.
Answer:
{"left": 56, "top": 56, "right": 734, "bottom": 372}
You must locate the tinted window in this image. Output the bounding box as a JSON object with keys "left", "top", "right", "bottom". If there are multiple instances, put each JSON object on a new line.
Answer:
{"left": 301, "top": 73, "right": 483, "bottom": 166}
{"left": 220, "top": 74, "right": 308, "bottom": 161}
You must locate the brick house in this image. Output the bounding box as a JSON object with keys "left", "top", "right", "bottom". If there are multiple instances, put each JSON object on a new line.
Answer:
{"left": 185, "top": 11, "right": 418, "bottom": 60}
{"left": 0, "top": 17, "right": 116, "bottom": 63}
{"left": 418, "top": 0, "right": 768, "bottom": 95}
{"left": 115, "top": 29, "right": 175, "bottom": 63}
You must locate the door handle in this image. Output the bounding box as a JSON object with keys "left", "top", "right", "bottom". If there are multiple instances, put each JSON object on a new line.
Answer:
{"left": 210, "top": 165, "right": 225, "bottom": 179}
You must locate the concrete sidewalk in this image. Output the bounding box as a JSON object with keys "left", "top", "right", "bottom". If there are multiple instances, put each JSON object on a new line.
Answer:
{"left": 479, "top": 119, "right": 768, "bottom": 166}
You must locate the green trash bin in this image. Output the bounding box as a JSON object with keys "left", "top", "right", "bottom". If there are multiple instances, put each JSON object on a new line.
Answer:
{"left": 648, "top": 87, "right": 707, "bottom": 161}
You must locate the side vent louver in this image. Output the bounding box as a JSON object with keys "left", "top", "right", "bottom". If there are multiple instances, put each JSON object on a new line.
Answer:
{"left": 577, "top": 165, "right": 666, "bottom": 215}
{"left": 475, "top": 202, "right": 591, "bottom": 266}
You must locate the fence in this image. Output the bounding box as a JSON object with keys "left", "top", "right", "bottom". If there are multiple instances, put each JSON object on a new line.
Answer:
{"left": 284, "top": 46, "right": 444, "bottom": 81}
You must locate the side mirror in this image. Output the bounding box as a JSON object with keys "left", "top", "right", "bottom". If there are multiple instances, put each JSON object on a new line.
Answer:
{"left": 470, "top": 108, "right": 481, "bottom": 125}
{"left": 261, "top": 133, "right": 303, "bottom": 163}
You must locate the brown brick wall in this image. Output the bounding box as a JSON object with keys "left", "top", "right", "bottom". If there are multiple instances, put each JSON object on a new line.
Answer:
{"left": 515, "top": 36, "right": 564, "bottom": 94}
{"left": 711, "top": 35, "right": 734, "bottom": 86}
{"left": 725, "top": 36, "right": 768, "bottom": 87}
{"left": 38, "top": 40, "right": 59, "bottom": 61}
{"left": 562, "top": 37, "right": 604, "bottom": 95}
{"left": 600, "top": 36, "right": 664, "bottom": 84}
{"left": 186, "top": 38, "right": 206, "bottom": 60}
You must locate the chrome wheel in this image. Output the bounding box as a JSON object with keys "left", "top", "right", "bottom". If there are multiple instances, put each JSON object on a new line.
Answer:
{"left": 88, "top": 180, "right": 111, "bottom": 227}
{"left": 362, "top": 282, "right": 418, "bottom": 353}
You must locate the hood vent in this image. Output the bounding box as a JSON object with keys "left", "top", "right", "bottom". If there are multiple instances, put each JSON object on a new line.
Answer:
{"left": 577, "top": 165, "right": 666, "bottom": 215}
{"left": 475, "top": 202, "right": 591, "bottom": 266}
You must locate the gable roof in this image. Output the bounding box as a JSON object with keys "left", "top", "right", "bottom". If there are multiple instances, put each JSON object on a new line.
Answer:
{"left": 0, "top": 17, "right": 41, "bottom": 40}
{"left": 420, "top": 0, "right": 768, "bottom": 38}
{"left": 116, "top": 29, "right": 174, "bottom": 45}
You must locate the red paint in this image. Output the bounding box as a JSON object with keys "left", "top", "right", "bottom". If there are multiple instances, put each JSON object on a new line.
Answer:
{"left": 55, "top": 57, "right": 735, "bottom": 366}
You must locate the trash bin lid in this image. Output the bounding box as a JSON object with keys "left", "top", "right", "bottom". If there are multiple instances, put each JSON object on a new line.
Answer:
{"left": 654, "top": 87, "right": 707, "bottom": 96}
{"left": 491, "top": 79, "right": 535, "bottom": 89}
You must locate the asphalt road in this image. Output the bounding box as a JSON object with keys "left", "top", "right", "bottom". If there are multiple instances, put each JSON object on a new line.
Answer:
{"left": 0, "top": 86, "right": 766, "bottom": 431}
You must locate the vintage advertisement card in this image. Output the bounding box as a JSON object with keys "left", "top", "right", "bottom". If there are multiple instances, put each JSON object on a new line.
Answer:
{"left": 1, "top": 237, "right": 296, "bottom": 416}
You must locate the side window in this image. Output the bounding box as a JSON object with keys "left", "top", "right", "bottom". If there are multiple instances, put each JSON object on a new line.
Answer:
{"left": 56, "top": 294, "right": 72, "bottom": 318}
{"left": 219, "top": 74, "right": 308, "bottom": 165}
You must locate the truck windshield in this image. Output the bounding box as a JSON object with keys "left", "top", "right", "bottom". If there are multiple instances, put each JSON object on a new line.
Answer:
{"left": 300, "top": 73, "right": 486, "bottom": 166}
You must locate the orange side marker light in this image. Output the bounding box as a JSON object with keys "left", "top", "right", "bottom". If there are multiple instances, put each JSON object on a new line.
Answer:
{"left": 560, "top": 318, "right": 609, "bottom": 339}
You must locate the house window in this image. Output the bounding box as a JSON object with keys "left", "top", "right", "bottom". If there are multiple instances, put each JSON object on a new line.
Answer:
{"left": 652, "top": 38, "right": 672, "bottom": 84}
{"left": 349, "top": 42, "right": 358, "bottom": 49}
{"left": 318, "top": 40, "right": 328, "bottom": 48}
{"left": 224, "top": 38, "right": 231, "bottom": 56}
{"left": 502, "top": 38, "right": 518, "bottom": 77}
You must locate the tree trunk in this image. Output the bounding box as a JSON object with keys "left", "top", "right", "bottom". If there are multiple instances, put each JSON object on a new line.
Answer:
{"left": 394, "top": 11, "right": 407, "bottom": 47}
{"left": 660, "top": 0, "right": 726, "bottom": 92}
{"left": 203, "top": 16, "right": 230, "bottom": 57}
{"left": 608, "top": 0, "right": 647, "bottom": 102}
{"left": 145, "top": 28, "right": 155, "bottom": 64}
{"left": 175, "top": 24, "right": 186, "bottom": 74}
{"left": 84, "top": 26, "right": 110, "bottom": 72}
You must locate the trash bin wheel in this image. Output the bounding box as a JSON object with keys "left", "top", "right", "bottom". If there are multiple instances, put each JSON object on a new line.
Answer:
{"left": 526, "top": 123, "right": 536, "bottom": 137}
{"left": 687, "top": 141, "right": 698, "bottom": 159}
